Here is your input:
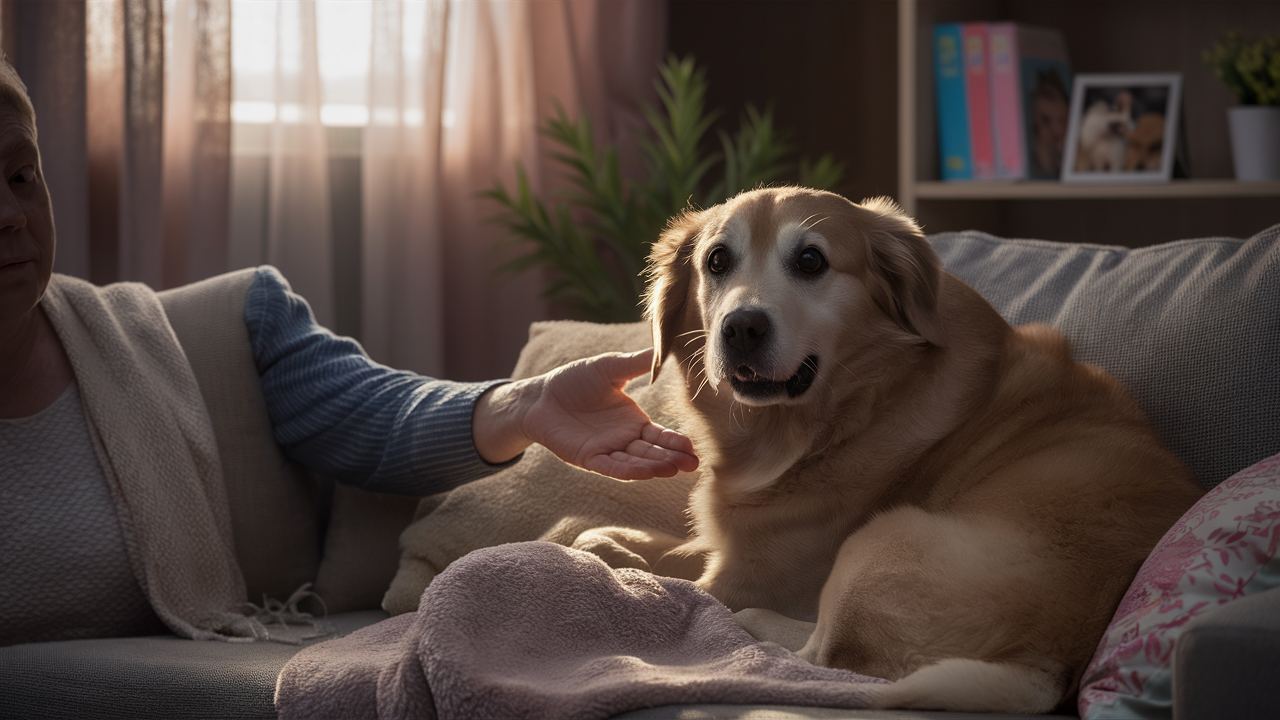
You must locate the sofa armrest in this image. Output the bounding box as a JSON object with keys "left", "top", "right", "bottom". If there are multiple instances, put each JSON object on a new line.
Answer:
{"left": 1173, "top": 587, "right": 1280, "bottom": 720}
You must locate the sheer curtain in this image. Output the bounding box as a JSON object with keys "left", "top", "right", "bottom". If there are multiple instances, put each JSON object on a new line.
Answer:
{"left": 1, "top": 0, "right": 230, "bottom": 290}
{"left": 358, "top": 0, "right": 666, "bottom": 379}
{"left": 362, "top": 0, "right": 446, "bottom": 377}
{"left": 4, "top": 0, "right": 664, "bottom": 381}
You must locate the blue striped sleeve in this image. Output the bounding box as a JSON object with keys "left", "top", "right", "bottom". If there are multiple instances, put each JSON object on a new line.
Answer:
{"left": 243, "top": 266, "right": 520, "bottom": 495}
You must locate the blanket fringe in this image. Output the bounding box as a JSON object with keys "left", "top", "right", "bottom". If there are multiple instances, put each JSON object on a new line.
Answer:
{"left": 241, "top": 582, "right": 335, "bottom": 645}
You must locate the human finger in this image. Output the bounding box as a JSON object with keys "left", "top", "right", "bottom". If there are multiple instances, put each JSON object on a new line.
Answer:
{"left": 640, "top": 423, "right": 697, "bottom": 459}
{"left": 584, "top": 452, "right": 680, "bottom": 481}
{"left": 625, "top": 436, "right": 698, "bottom": 473}
{"left": 594, "top": 349, "right": 654, "bottom": 386}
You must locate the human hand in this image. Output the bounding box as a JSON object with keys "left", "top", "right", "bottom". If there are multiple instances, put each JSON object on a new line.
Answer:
{"left": 472, "top": 349, "right": 699, "bottom": 480}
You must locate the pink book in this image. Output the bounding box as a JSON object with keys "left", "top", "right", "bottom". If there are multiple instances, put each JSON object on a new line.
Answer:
{"left": 961, "top": 23, "right": 996, "bottom": 179}
{"left": 988, "top": 22, "right": 1025, "bottom": 179}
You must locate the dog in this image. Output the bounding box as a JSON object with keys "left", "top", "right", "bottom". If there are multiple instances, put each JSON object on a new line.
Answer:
{"left": 1074, "top": 91, "right": 1132, "bottom": 172}
{"left": 582, "top": 187, "right": 1203, "bottom": 714}
{"left": 1124, "top": 113, "right": 1166, "bottom": 171}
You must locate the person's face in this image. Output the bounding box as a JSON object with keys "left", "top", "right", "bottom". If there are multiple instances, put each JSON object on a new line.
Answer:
{"left": 1033, "top": 93, "right": 1068, "bottom": 147}
{"left": 1032, "top": 93, "right": 1069, "bottom": 174}
{"left": 0, "top": 96, "right": 54, "bottom": 328}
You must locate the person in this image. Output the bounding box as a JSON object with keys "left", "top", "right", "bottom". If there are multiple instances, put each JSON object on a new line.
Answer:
{"left": 1029, "top": 68, "right": 1069, "bottom": 179}
{"left": 0, "top": 57, "right": 696, "bottom": 646}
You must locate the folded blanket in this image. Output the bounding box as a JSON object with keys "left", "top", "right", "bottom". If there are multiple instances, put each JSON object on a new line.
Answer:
{"left": 277, "top": 542, "right": 884, "bottom": 719}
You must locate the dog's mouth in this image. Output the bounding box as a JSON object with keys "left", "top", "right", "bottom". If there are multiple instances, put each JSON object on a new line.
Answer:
{"left": 729, "top": 355, "right": 819, "bottom": 400}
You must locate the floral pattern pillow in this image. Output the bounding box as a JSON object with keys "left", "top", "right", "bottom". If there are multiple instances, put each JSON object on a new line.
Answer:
{"left": 1078, "top": 452, "right": 1280, "bottom": 719}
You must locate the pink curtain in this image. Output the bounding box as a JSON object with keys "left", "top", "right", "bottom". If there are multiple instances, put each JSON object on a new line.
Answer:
{"left": 361, "top": 0, "right": 448, "bottom": 377}
{"left": 363, "top": 0, "right": 666, "bottom": 380}
{"left": 264, "top": 0, "right": 335, "bottom": 328}
{"left": 1, "top": 0, "right": 91, "bottom": 281}
{"left": 162, "top": 0, "right": 232, "bottom": 290}
{"left": 1, "top": 0, "right": 231, "bottom": 291}
{"left": 2, "top": 0, "right": 664, "bottom": 382}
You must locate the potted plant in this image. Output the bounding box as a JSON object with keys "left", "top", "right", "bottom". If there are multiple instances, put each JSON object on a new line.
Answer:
{"left": 1204, "top": 32, "right": 1280, "bottom": 181}
{"left": 486, "top": 55, "right": 844, "bottom": 323}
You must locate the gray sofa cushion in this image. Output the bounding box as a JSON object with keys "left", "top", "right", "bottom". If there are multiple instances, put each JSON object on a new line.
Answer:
{"left": 0, "top": 610, "right": 387, "bottom": 720}
{"left": 930, "top": 225, "right": 1280, "bottom": 489}
{"left": 1173, "top": 587, "right": 1280, "bottom": 720}
{"left": 157, "top": 269, "right": 322, "bottom": 606}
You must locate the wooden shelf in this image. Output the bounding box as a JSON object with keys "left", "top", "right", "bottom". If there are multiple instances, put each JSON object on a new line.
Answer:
{"left": 915, "top": 179, "right": 1280, "bottom": 201}
{"left": 897, "top": 0, "right": 1280, "bottom": 244}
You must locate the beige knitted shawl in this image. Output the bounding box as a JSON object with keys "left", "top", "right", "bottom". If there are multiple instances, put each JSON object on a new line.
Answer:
{"left": 41, "top": 274, "right": 260, "bottom": 641}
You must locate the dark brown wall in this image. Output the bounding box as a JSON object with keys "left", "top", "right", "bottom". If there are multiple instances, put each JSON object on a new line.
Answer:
{"left": 669, "top": 1, "right": 1280, "bottom": 245}
{"left": 667, "top": 0, "right": 900, "bottom": 205}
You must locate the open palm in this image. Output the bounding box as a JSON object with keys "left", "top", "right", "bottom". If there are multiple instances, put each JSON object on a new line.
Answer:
{"left": 522, "top": 350, "right": 698, "bottom": 480}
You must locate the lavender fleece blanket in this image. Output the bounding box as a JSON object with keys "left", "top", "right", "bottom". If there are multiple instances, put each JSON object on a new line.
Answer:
{"left": 275, "top": 542, "right": 884, "bottom": 719}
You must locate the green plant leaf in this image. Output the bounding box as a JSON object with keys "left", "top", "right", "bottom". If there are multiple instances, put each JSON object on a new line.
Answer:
{"left": 1205, "top": 32, "right": 1280, "bottom": 106}
{"left": 799, "top": 154, "right": 846, "bottom": 190}
{"left": 484, "top": 54, "right": 849, "bottom": 323}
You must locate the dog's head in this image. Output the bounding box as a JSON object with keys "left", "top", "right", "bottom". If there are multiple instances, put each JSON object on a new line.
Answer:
{"left": 1124, "top": 113, "right": 1165, "bottom": 171}
{"left": 645, "top": 187, "right": 948, "bottom": 409}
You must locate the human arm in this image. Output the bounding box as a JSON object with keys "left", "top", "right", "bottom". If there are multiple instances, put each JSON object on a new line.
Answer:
{"left": 245, "top": 267, "right": 697, "bottom": 493}
{"left": 245, "top": 267, "right": 516, "bottom": 495}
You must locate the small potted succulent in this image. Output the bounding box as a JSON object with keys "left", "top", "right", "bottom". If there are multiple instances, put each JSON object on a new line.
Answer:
{"left": 1204, "top": 32, "right": 1280, "bottom": 181}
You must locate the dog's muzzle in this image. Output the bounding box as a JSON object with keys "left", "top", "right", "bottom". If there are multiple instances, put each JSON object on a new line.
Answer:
{"left": 721, "top": 309, "right": 818, "bottom": 401}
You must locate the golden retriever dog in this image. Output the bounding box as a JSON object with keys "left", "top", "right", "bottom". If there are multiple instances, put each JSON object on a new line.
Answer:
{"left": 588, "top": 187, "right": 1203, "bottom": 714}
{"left": 1124, "top": 113, "right": 1166, "bottom": 171}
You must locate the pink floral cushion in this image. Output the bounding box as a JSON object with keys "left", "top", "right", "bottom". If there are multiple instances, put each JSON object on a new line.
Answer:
{"left": 1078, "top": 452, "right": 1280, "bottom": 719}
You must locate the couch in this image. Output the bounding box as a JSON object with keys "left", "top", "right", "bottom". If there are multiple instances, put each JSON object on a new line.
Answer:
{"left": 2, "top": 225, "right": 1277, "bottom": 720}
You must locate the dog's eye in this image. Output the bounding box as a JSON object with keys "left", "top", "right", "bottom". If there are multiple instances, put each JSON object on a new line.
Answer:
{"left": 707, "top": 247, "right": 730, "bottom": 274}
{"left": 797, "top": 247, "right": 827, "bottom": 274}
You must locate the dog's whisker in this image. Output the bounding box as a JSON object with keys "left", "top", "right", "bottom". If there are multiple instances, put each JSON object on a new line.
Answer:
{"left": 831, "top": 358, "right": 861, "bottom": 383}
{"left": 798, "top": 213, "right": 830, "bottom": 231}
{"left": 691, "top": 375, "right": 712, "bottom": 402}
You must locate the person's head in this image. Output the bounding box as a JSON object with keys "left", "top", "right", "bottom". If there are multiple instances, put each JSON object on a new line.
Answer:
{"left": 0, "top": 54, "right": 55, "bottom": 330}
{"left": 1030, "top": 70, "right": 1069, "bottom": 177}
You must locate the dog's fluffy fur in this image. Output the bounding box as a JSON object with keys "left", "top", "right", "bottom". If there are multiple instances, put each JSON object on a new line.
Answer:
{"left": 598, "top": 187, "right": 1203, "bottom": 713}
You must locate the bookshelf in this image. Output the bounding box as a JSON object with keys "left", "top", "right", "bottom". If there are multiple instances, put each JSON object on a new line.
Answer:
{"left": 898, "top": 0, "right": 1280, "bottom": 245}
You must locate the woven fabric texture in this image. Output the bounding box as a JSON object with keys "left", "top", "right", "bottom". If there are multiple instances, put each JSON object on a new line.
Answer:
{"left": 157, "top": 268, "right": 323, "bottom": 608}
{"left": 41, "top": 274, "right": 256, "bottom": 641}
{"left": 0, "top": 382, "right": 166, "bottom": 646}
{"left": 245, "top": 266, "right": 516, "bottom": 496}
{"left": 0, "top": 610, "right": 387, "bottom": 719}
{"left": 931, "top": 225, "right": 1280, "bottom": 489}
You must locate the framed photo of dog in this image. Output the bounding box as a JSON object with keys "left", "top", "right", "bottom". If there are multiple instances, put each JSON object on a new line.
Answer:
{"left": 1061, "top": 73, "right": 1182, "bottom": 183}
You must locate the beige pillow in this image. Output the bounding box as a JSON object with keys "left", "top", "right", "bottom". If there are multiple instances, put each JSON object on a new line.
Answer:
{"left": 382, "top": 320, "right": 698, "bottom": 615}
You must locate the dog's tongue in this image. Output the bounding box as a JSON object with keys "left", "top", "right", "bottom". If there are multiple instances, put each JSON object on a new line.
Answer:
{"left": 734, "top": 365, "right": 764, "bottom": 382}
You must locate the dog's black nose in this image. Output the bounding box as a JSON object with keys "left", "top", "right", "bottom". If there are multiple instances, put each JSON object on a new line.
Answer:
{"left": 722, "top": 309, "right": 770, "bottom": 354}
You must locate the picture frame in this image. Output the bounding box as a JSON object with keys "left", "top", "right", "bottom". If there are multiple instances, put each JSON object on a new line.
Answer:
{"left": 1061, "top": 73, "right": 1182, "bottom": 183}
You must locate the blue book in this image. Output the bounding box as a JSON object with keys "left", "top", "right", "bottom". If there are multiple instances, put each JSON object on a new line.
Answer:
{"left": 934, "top": 23, "right": 972, "bottom": 180}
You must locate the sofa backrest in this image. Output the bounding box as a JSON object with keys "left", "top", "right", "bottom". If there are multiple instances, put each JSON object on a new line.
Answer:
{"left": 931, "top": 224, "right": 1280, "bottom": 489}
{"left": 158, "top": 267, "right": 419, "bottom": 613}
{"left": 157, "top": 268, "right": 323, "bottom": 606}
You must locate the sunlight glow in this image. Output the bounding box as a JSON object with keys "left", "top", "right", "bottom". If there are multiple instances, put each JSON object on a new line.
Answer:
{"left": 231, "top": 0, "right": 375, "bottom": 127}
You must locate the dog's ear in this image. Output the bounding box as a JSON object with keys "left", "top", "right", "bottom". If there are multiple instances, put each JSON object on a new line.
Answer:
{"left": 859, "top": 197, "right": 949, "bottom": 347}
{"left": 644, "top": 208, "right": 704, "bottom": 382}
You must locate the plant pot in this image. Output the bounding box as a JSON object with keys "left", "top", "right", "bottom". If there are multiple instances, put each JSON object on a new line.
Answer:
{"left": 1228, "top": 106, "right": 1280, "bottom": 181}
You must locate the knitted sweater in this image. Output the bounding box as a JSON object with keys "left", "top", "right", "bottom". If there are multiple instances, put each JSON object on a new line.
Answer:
{"left": 245, "top": 266, "right": 519, "bottom": 496}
